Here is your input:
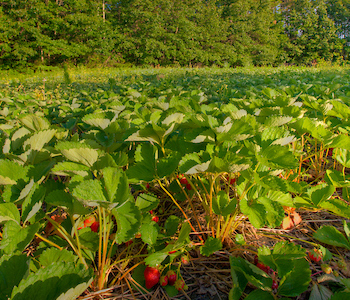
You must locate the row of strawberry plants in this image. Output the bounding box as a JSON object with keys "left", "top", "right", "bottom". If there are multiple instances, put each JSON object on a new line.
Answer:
{"left": 1, "top": 68, "right": 350, "bottom": 299}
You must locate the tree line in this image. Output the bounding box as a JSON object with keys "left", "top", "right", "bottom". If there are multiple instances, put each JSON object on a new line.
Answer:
{"left": 1, "top": 0, "right": 349, "bottom": 70}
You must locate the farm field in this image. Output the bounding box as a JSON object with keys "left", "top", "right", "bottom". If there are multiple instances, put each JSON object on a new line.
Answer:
{"left": 1, "top": 66, "right": 350, "bottom": 300}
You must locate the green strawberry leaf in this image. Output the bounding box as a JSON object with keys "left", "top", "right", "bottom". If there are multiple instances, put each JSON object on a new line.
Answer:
{"left": 39, "top": 248, "right": 77, "bottom": 267}
{"left": 319, "top": 198, "right": 350, "bottom": 219}
{"left": 309, "top": 283, "right": 333, "bottom": 300}
{"left": 101, "top": 167, "right": 130, "bottom": 205}
{"left": 258, "top": 242, "right": 306, "bottom": 278}
{"left": 45, "top": 190, "right": 74, "bottom": 212}
{"left": 258, "top": 197, "right": 284, "bottom": 228}
{"left": 11, "top": 262, "right": 93, "bottom": 300}
{"left": 56, "top": 279, "right": 93, "bottom": 300}
{"left": 244, "top": 289, "right": 274, "bottom": 300}
{"left": 330, "top": 292, "right": 350, "bottom": 300}
{"left": 164, "top": 216, "right": 180, "bottom": 236}
{"left": 23, "top": 129, "right": 56, "bottom": 151}
{"left": 277, "top": 259, "right": 311, "bottom": 297}
{"left": 140, "top": 220, "right": 159, "bottom": 246}
{"left": 325, "top": 169, "right": 350, "bottom": 188}
{"left": 20, "top": 114, "right": 50, "bottom": 131}
{"left": 0, "top": 221, "right": 40, "bottom": 255}
{"left": 56, "top": 142, "right": 99, "bottom": 168}
{"left": 0, "top": 160, "right": 29, "bottom": 184}
{"left": 51, "top": 162, "right": 90, "bottom": 177}
{"left": 258, "top": 145, "right": 298, "bottom": 169}
{"left": 112, "top": 200, "right": 141, "bottom": 244}
{"left": 212, "top": 191, "right": 237, "bottom": 217}
{"left": 72, "top": 180, "right": 108, "bottom": 207}
{"left": 230, "top": 256, "right": 272, "bottom": 291}
{"left": 240, "top": 198, "right": 266, "bottom": 228}
{"left": 305, "top": 183, "right": 335, "bottom": 206}
{"left": 135, "top": 193, "right": 159, "bottom": 212}
{"left": 313, "top": 226, "right": 350, "bottom": 250}
{"left": 0, "top": 203, "right": 20, "bottom": 225}
{"left": 0, "top": 254, "right": 30, "bottom": 300}
{"left": 78, "top": 229, "right": 99, "bottom": 252}
{"left": 200, "top": 237, "right": 222, "bottom": 257}
{"left": 22, "top": 183, "right": 45, "bottom": 224}
{"left": 144, "top": 252, "right": 169, "bottom": 267}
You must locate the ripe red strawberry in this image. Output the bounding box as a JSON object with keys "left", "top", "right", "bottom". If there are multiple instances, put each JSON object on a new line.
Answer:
{"left": 325, "top": 148, "right": 333, "bottom": 157}
{"left": 185, "top": 183, "right": 192, "bottom": 190}
{"left": 90, "top": 221, "right": 99, "bottom": 233}
{"left": 166, "top": 270, "right": 177, "bottom": 285}
{"left": 160, "top": 275, "right": 168, "bottom": 286}
{"left": 84, "top": 216, "right": 96, "bottom": 228}
{"left": 174, "top": 278, "right": 187, "bottom": 291}
{"left": 226, "top": 175, "right": 236, "bottom": 185}
{"left": 256, "top": 262, "right": 271, "bottom": 274}
{"left": 144, "top": 266, "right": 160, "bottom": 289}
{"left": 180, "top": 177, "right": 188, "bottom": 185}
{"left": 272, "top": 280, "right": 278, "bottom": 290}
{"left": 308, "top": 248, "right": 322, "bottom": 262}
{"left": 152, "top": 215, "right": 159, "bottom": 223}
{"left": 125, "top": 240, "right": 133, "bottom": 246}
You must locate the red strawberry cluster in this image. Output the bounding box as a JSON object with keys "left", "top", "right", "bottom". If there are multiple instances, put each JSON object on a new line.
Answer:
{"left": 178, "top": 174, "right": 192, "bottom": 190}
{"left": 144, "top": 268, "right": 187, "bottom": 291}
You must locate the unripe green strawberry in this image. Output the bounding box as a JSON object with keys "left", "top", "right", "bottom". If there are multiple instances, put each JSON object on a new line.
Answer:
{"left": 337, "top": 259, "right": 346, "bottom": 270}
{"left": 174, "top": 278, "right": 187, "bottom": 291}
{"left": 181, "top": 255, "right": 190, "bottom": 265}
{"left": 321, "top": 264, "right": 332, "bottom": 274}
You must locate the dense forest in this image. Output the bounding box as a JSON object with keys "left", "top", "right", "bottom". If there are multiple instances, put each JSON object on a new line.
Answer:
{"left": 1, "top": 0, "right": 350, "bottom": 70}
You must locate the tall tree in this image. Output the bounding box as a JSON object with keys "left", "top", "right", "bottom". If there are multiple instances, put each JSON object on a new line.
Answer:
{"left": 220, "top": 0, "right": 286, "bottom": 66}
{"left": 0, "top": 0, "right": 113, "bottom": 69}
{"left": 110, "top": 0, "right": 234, "bottom": 66}
{"left": 326, "top": 0, "right": 350, "bottom": 59}
{"left": 282, "top": 0, "right": 342, "bottom": 64}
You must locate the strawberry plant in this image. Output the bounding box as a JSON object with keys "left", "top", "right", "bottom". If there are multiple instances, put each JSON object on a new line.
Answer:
{"left": 230, "top": 242, "right": 311, "bottom": 299}
{"left": 1, "top": 67, "right": 350, "bottom": 299}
